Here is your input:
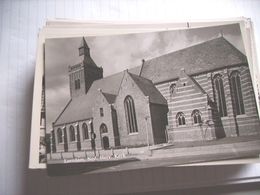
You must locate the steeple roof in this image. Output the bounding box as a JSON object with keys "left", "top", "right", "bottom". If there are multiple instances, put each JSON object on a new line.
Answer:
{"left": 76, "top": 37, "right": 99, "bottom": 68}
{"left": 79, "top": 37, "right": 89, "bottom": 49}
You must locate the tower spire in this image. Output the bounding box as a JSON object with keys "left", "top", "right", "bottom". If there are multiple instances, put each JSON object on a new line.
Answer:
{"left": 79, "top": 37, "right": 90, "bottom": 57}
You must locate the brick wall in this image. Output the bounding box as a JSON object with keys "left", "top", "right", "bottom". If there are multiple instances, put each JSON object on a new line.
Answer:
{"left": 69, "top": 65, "right": 86, "bottom": 98}
{"left": 93, "top": 91, "right": 116, "bottom": 149}
{"left": 116, "top": 72, "right": 154, "bottom": 146}
{"left": 156, "top": 70, "right": 214, "bottom": 142}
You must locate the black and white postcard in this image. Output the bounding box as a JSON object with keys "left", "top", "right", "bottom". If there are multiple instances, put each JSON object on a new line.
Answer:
{"left": 44, "top": 23, "right": 260, "bottom": 175}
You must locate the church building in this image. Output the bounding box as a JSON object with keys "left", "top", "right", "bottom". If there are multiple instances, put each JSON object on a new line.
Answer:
{"left": 50, "top": 36, "right": 260, "bottom": 153}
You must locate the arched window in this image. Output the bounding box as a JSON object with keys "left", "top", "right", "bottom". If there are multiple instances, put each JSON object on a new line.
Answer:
{"left": 213, "top": 74, "right": 227, "bottom": 117}
{"left": 176, "top": 112, "right": 186, "bottom": 126}
{"left": 57, "top": 128, "right": 63, "bottom": 143}
{"left": 69, "top": 125, "right": 76, "bottom": 142}
{"left": 82, "top": 123, "right": 89, "bottom": 140}
{"left": 100, "top": 123, "right": 108, "bottom": 134}
{"left": 169, "top": 83, "right": 176, "bottom": 95}
{"left": 124, "top": 96, "right": 138, "bottom": 133}
{"left": 230, "top": 71, "right": 245, "bottom": 115}
{"left": 191, "top": 110, "right": 202, "bottom": 124}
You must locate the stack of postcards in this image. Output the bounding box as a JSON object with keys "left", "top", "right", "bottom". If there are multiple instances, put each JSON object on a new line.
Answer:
{"left": 29, "top": 18, "right": 260, "bottom": 176}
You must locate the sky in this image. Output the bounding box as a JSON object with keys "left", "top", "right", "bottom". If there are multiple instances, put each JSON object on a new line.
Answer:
{"left": 45, "top": 23, "right": 245, "bottom": 132}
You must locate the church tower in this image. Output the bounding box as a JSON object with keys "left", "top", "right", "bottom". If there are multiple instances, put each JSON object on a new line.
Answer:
{"left": 68, "top": 37, "right": 103, "bottom": 98}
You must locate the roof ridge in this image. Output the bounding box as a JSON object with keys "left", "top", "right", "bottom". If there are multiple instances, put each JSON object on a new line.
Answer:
{"left": 144, "top": 36, "right": 228, "bottom": 62}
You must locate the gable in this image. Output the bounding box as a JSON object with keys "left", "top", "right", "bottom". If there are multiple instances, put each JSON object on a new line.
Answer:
{"left": 126, "top": 72, "right": 167, "bottom": 105}
{"left": 172, "top": 68, "right": 206, "bottom": 97}
{"left": 170, "top": 68, "right": 207, "bottom": 98}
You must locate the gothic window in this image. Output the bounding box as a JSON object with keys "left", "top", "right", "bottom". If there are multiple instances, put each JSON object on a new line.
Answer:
{"left": 191, "top": 109, "right": 202, "bottom": 124}
{"left": 100, "top": 123, "right": 108, "bottom": 134}
{"left": 69, "top": 125, "right": 76, "bottom": 142}
{"left": 213, "top": 74, "right": 227, "bottom": 117}
{"left": 124, "top": 95, "right": 138, "bottom": 133}
{"left": 169, "top": 83, "right": 176, "bottom": 95}
{"left": 57, "top": 128, "right": 63, "bottom": 143}
{"left": 230, "top": 71, "right": 245, "bottom": 115}
{"left": 74, "top": 79, "right": 80, "bottom": 90}
{"left": 176, "top": 112, "right": 186, "bottom": 126}
{"left": 82, "top": 123, "right": 89, "bottom": 140}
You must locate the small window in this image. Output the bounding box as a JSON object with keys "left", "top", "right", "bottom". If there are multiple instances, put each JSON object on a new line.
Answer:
{"left": 169, "top": 83, "right": 176, "bottom": 95}
{"left": 82, "top": 123, "right": 89, "bottom": 140}
{"left": 176, "top": 112, "right": 186, "bottom": 126}
{"left": 74, "top": 79, "right": 80, "bottom": 90}
{"left": 57, "top": 128, "right": 63, "bottom": 143}
{"left": 191, "top": 110, "right": 202, "bottom": 124}
{"left": 69, "top": 125, "right": 76, "bottom": 142}
{"left": 100, "top": 108, "right": 104, "bottom": 117}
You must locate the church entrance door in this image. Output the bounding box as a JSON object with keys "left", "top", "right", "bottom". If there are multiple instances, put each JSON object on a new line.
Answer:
{"left": 102, "top": 136, "right": 109, "bottom": 149}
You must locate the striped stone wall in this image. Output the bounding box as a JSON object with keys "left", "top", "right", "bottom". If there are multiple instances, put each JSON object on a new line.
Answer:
{"left": 155, "top": 65, "right": 260, "bottom": 142}
{"left": 156, "top": 70, "right": 214, "bottom": 142}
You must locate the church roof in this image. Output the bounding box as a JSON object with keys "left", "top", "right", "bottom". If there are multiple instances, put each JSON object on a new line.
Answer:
{"left": 128, "top": 72, "right": 167, "bottom": 105}
{"left": 140, "top": 37, "right": 247, "bottom": 83}
{"left": 102, "top": 92, "right": 117, "bottom": 104}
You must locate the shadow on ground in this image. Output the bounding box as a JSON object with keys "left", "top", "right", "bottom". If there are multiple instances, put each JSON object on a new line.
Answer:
{"left": 47, "top": 158, "right": 140, "bottom": 176}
